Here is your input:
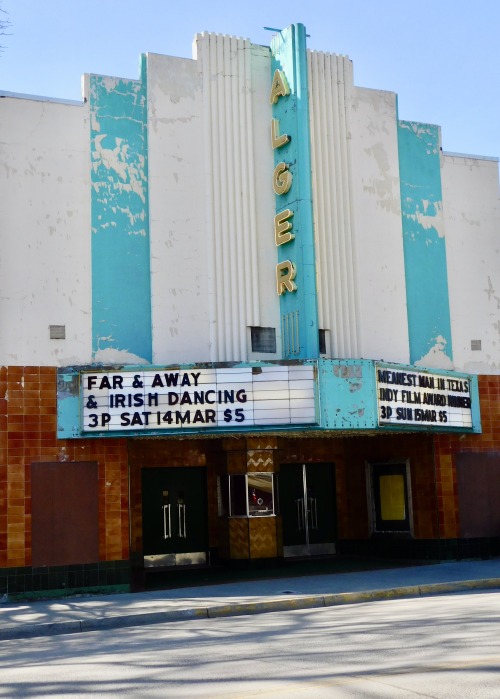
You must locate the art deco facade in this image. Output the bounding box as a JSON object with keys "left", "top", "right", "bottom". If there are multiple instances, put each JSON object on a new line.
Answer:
{"left": 1, "top": 24, "right": 499, "bottom": 596}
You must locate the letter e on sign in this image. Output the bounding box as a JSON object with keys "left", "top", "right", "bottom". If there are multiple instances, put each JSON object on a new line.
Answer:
{"left": 274, "top": 209, "right": 294, "bottom": 246}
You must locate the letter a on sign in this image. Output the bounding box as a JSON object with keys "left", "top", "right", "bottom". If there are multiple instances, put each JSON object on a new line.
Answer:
{"left": 270, "top": 69, "right": 290, "bottom": 104}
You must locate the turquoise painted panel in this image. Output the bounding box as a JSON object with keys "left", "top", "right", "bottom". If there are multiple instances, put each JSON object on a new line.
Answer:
{"left": 57, "top": 372, "right": 81, "bottom": 439}
{"left": 398, "top": 120, "right": 453, "bottom": 366}
{"left": 318, "top": 359, "right": 378, "bottom": 429}
{"left": 271, "top": 24, "right": 319, "bottom": 359}
{"left": 470, "top": 375, "right": 481, "bottom": 429}
{"left": 90, "top": 55, "right": 152, "bottom": 363}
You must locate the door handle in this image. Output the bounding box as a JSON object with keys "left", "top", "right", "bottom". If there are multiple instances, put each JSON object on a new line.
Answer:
{"left": 162, "top": 504, "right": 171, "bottom": 539}
{"left": 178, "top": 503, "right": 187, "bottom": 538}
{"left": 295, "top": 498, "right": 305, "bottom": 531}
{"left": 308, "top": 497, "right": 318, "bottom": 530}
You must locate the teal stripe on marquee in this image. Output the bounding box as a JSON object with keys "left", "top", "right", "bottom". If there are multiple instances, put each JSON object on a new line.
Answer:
{"left": 271, "top": 24, "right": 320, "bottom": 360}
{"left": 90, "top": 55, "right": 152, "bottom": 363}
{"left": 397, "top": 119, "right": 453, "bottom": 366}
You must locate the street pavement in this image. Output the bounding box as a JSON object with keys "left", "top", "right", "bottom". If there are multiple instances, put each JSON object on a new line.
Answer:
{"left": 1, "top": 558, "right": 499, "bottom": 641}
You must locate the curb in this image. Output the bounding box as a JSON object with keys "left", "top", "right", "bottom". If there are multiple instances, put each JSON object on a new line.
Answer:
{"left": 1, "top": 577, "right": 499, "bottom": 641}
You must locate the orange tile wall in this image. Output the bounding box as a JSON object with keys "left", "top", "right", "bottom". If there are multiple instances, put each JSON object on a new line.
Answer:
{"left": 434, "top": 375, "right": 500, "bottom": 538}
{"left": 2, "top": 369, "right": 498, "bottom": 569}
{"left": 0, "top": 366, "right": 129, "bottom": 569}
{"left": 341, "top": 433, "right": 438, "bottom": 540}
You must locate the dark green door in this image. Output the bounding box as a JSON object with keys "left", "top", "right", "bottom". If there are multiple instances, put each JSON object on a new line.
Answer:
{"left": 278, "top": 463, "right": 337, "bottom": 556}
{"left": 141, "top": 467, "right": 208, "bottom": 567}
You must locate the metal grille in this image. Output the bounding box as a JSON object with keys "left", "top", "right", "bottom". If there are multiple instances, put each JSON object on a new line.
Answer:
{"left": 471, "top": 339, "right": 482, "bottom": 351}
{"left": 281, "top": 312, "right": 300, "bottom": 358}
{"left": 250, "top": 327, "right": 276, "bottom": 354}
{"left": 49, "top": 325, "right": 66, "bottom": 340}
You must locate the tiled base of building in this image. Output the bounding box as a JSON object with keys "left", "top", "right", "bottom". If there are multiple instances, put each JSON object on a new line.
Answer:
{"left": 0, "top": 560, "right": 130, "bottom": 598}
{"left": 339, "top": 537, "right": 500, "bottom": 561}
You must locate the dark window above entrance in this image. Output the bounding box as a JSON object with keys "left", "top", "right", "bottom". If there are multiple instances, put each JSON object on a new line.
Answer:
{"left": 250, "top": 326, "right": 276, "bottom": 353}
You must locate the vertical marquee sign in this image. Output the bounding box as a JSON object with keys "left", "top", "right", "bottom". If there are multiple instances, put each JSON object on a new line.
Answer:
{"left": 270, "top": 24, "right": 319, "bottom": 359}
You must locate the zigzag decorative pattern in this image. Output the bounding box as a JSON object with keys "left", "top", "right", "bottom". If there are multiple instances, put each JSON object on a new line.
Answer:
{"left": 247, "top": 450, "right": 275, "bottom": 472}
{"left": 249, "top": 518, "right": 277, "bottom": 558}
{"left": 229, "top": 518, "right": 250, "bottom": 559}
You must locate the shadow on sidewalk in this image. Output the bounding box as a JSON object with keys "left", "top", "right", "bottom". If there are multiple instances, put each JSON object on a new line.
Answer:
{"left": 136, "top": 555, "right": 433, "bottom": 592}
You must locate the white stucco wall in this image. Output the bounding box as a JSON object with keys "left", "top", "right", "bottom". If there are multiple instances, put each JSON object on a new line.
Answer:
{"left": 2, "top": 39, "right": 499, "bottom": 376}
{"left": 146, "top": 53, "right": 210, "bottom": 365}
{"left": 0, "top": 96, "right": 91, "bottom": 366}
{"left": 147, "top": 40, "right": 281, "bottom": 366}
{"left": 191, "top": 34, "right": 280, "bottom": 363}
{"left": 349, "top": 87, "right": 410, "bottom": 364}
{"left": 441, "top": 153, "right": 500, "bottom": 373}
{"left": 308, "top": 52, "right": 360, "bottom": 359}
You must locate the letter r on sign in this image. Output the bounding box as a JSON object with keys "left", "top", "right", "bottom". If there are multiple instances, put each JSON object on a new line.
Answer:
{"left": 276, "top": 260, "right": 297, "bottom": 295}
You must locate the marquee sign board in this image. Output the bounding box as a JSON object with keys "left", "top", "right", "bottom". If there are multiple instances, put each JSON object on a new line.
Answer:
{"left": 81, "top": 364, "right": 317, "bottom": 434}
{"left": 376, "top": 364, "right": 473, "bottom": 429}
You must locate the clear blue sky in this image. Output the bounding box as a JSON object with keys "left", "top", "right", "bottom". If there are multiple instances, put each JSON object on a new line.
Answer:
{"left": 1, "top": 0, "right": 499, "bottom": 159}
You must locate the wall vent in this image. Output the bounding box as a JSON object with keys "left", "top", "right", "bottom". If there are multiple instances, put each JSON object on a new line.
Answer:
{"left": 50, "top": 325, "right": 66, "bottom": 340}
{"left": 471, "top": 339, "right": 482, "bottom": 351}
{"left": 250, "top": 327, "right": 276, "bottom": 354}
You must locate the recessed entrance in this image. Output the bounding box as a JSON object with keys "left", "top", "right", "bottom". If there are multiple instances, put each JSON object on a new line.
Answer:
{"left": 368, "top": 461, "right": 412, "bottom": 534}
{"left": 141, "top": 467, "right": 208, "bottom": 568}
{"left": 278, "top": 463, "right": 337, "bottom": 557}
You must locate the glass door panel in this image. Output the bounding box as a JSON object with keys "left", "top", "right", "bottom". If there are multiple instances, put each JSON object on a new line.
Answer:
{"left": 141, "top": 467, "right": 208, "bottom": 567}
{"left": 278, "top": 463, "right": 337, "bottom": 556}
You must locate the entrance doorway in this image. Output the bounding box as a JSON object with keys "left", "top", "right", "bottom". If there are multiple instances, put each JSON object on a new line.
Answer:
{"left": 278, "top": 463, "right": 337, "bottom": 557}
{"left": 141, "top": 467, "right": 208, "bottom": 568}
{"left": 368, "top": 461, "right": 412, "bottom": 534}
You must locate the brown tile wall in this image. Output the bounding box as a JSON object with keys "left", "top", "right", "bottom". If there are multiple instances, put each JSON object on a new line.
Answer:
{"left": 434, "top": 375, "right": 500, "bottom": 539}
{"left": 0, "top": 366, "right": 129, "bottom": 569}
{"left": 228, "top": 518, "right": 250, "bottom": 559}
{"left": 249, "top": 517, "right": 278, "bottom": 558}
{"left": 2, "top": 369, "right": 498, "bottom": 569}
{"left": 274, "top": 374, "right": 500, "bottom": 545}
{"left": 343, "top": 433, "right": 438, "bottom": 540}
{"left": 277, "top": 435, "right": 440, "bottom": 543}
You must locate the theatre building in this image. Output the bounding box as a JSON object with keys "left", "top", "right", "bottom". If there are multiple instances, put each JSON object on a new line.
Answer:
{"left": 1, "top": 24, "right": 500, "bottom": 596}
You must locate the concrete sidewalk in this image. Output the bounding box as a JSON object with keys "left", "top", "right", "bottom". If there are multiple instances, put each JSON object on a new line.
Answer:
{"left": 1, "top": 559, "right": 499, "bottom": 641}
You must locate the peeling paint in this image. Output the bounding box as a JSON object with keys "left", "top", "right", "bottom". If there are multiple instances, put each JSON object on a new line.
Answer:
{"left": 415, "top": 335, "right": 454, "bottom": 370}
{"left": 398, "top": 120, "right": 453, "bottom": 367}
{"left": 94, "top": 347, "right": 150, "bottom": 365}
{"left": 93, "top": 135, "right": 146, "bottom": 204}
{"left": 405, "top": 200, "right": 445, "bottom": 237}
{"left": 90, "top": 58, "right": 152, "bottom": 363}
